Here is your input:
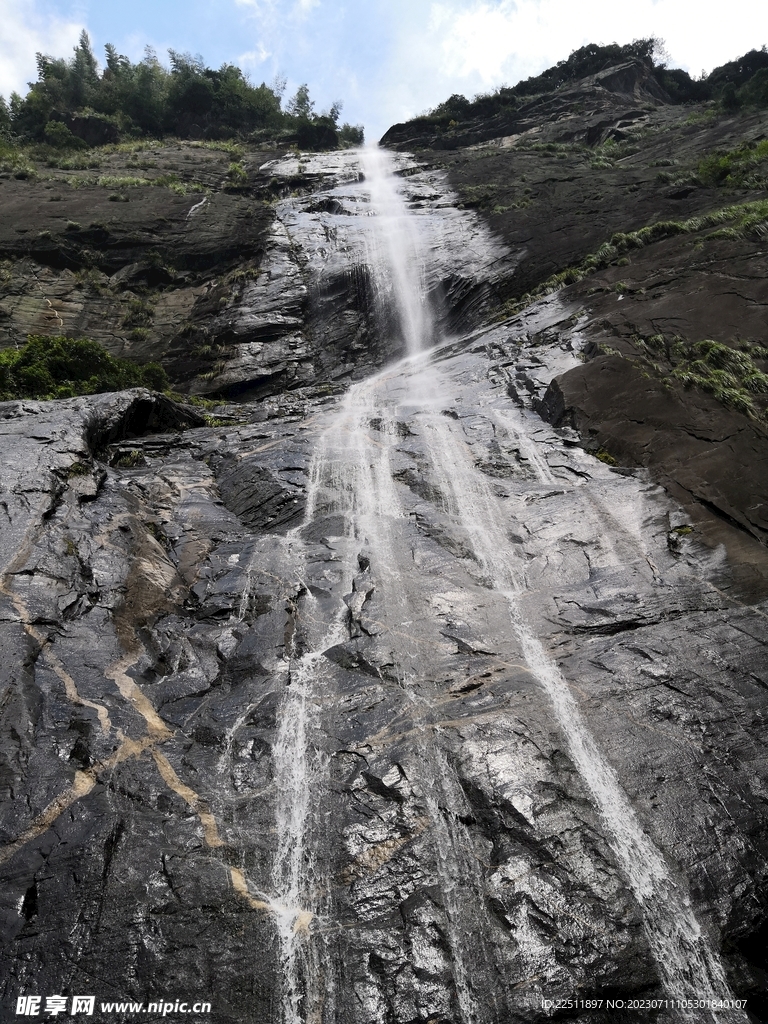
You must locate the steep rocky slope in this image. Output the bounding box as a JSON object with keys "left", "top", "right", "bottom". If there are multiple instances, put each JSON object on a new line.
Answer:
{"left": 387, "top": 62, "right": 768, "bottom": 572}
{"left": 1, "top": 60, "right": 767, "bottom": 1024}
{"left": 0, "top": 145, "right": 509, "bottom": 400}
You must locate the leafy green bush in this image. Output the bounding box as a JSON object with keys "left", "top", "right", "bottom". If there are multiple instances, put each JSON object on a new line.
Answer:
{"left": 121, "top": 298, "right": 155, "bottom": 329}
{"left": 631, "top": 335, "right": 768, "bottom": 418}
{"left": 700, "top": 51, "right": 768, "bottom": 112}
{"left": 0, "top": 335, "right": 167, "bottom": 400}
{"left": 739, "top": 67, "right": 768, "bottom": 108}
{"left": 43, "top": 119, "right": 87, "bottom": 149}
{"left": 669, "top": 339, "right": 768, "bottom": 415}
{"left": 708, "top": 48, "right": 768, "bottom": 93}
{"left": 339, "top": 123, "right": 364, "bottom": 146}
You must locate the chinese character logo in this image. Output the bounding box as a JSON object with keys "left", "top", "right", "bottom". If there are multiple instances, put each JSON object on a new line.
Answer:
{"left": 16, "top": 996, "right": 41, "bottom": 1016}
{"left": 70, "top": 997, "right": 95, "bottom": 1016}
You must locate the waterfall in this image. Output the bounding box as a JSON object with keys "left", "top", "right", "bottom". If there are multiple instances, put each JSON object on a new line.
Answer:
{"left": 264, "top": 145, "right": 746, "bottom": 1022}
{"left": 311, "top": 373, "right": 506, "bottom": 1021}
{"left": 267, "top": 508, "right": 346, "bottom": 1022}
{"left": 351, "top": 148, "right": 743, "bottom": 1021}
{"left": 362, "top": 146, "right": 434, "bottom": 356}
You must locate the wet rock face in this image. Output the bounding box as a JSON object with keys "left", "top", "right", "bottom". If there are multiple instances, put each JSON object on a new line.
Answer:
{"left": 1, "top": 328, "right": 767, "bottom": 1024}
{"left": 0, "top": 141, "right": 276, "bottom": 381}
{"left": 1, "top": 142, "right": 768, "bottom": 1024}
{"left": 536, "top": 352, "right": 768, "bottom": 546}
{"left": 418, "top": 89, "right": 768, "bottom": 602}
{"left": 183, "top": 151, "right": 516, "bottom": 398}
{"left": 428, "top": 102, "right": 768, "bottom": 302}
{"left": 0, "top": 146, "right": 513, "bottom": 404}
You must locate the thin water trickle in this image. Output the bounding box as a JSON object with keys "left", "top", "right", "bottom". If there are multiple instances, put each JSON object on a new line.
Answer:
{"left": 270, "top": 636, "right": 338, "bottom": 1024}
{"left": 268, "top": 464, "right": 346, "bottom": 1023}
{"left": 237, "top": 569, "right": 253, "bottom": 622}
{"left": 492, "top": 407, "right": 556, "bottom": 485}
{"left": 419, "top": 401, "right": 744, "bottom": 1022}
{"left": 407, "top": 683, "right": 504, "bottom": 1024}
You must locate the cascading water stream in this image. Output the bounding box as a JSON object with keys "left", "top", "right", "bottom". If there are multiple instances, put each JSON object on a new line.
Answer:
{"left": 270, "top": 647, "right": 318, "bottom": 1022}
{"left": 311, "top": 375, "right": 504, "bottom": 1022}
{"left": 352, "top": 146, "right": 745, "bottom": 1023}
{"left": 410, "top": 700, "right": 506, "bottom": 1024}
{"left": 491, "top": 407, "right": 556, "bottom": 486}
{"left": 419, "top": 405, "right": 742, "bottom": 1021}
{"left": 260, "top": 462, "right": 348, "bottom": 1024}
{"left": 260, "top": 144, "right": 745, "bottom": 1023}
{"left": 362, "top": 146, "right": 434, "bottom": 357}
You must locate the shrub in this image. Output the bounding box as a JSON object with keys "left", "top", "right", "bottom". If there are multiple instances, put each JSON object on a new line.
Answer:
{"left": 631, "top": 334, "right": 768, "bottom": 418}
{"left": 697, "top": 139, "right": 768, "bottom": 188}
{"left": 43, "top": 120, "right": 87, "bottom": 150}
{"left": 670, "top": 339, "right": 768, "bottom": 415}
{"left": 122, "top": 298, "right": 154, "bottom": 328}
{"left": 595, "top": 449, "right": 618, "bottom": 465}
{"left": 0, "top": 335, "right": 167, "bottom": 400}
{"left": 739, "top": 67, "right": 768, "bottom": 108}
{"left": 339, "top": 123, "right": 364, "bottom": 146}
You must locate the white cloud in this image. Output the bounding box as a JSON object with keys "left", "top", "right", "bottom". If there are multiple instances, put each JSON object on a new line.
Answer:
{"left": 236, "top": 0, "right": 319, "bottom": 26}
{"left": 0, "top": 0, "right": 84, "bottom": 100}
{"left": 431, "top": 2, "right": 521, "bottom": 85}
{"left": 238, "top": 44, "right": 272, "bottom": 65}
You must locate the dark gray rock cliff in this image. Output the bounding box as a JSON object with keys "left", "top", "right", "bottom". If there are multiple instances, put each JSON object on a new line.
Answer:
{"left": 1, "top": 88, "right": 768, "bottom": 1024}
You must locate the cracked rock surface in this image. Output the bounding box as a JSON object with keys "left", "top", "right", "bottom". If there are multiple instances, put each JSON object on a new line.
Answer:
{"left": 1, "top": 319, "right": 767, "bottom": 1022}
{"left": 1, "top": 130, "right": 768, "bottom": 1023}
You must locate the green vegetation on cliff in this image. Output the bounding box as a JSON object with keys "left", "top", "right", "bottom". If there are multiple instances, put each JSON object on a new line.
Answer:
{"left": 697, "top": 138, "right": 768, "bottom": 187}
{"left": 499, "top": 199, "right": 768, "bottom": 317}
{"left": 0, "top": 31, "right": 363, "bottom": 150}
{"left": 606, "top": 335, "right": 768, "bottom": 419}
{"left": 650, "top": 337, "right": 768, "bottom": 418}
{"left": 0, "top": 335, "right": 167, "bottom": 400}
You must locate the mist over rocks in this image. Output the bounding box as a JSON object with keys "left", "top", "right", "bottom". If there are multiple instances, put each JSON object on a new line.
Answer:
{"left": 1, "top": 40, "right": 768, "bottom": 1024}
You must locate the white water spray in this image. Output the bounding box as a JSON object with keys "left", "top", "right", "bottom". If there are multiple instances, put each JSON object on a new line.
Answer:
{"left": 267, "top": 475, "right": 346, "bottom": 1023}
{"left": 270, "top": 628, "right": 342, "bottom": 1024}
{"left": 363, "top": 146, "right": 433, "bottom": 356}
{"left": 420, "top": 407, "right": 742, "bottom": 1021}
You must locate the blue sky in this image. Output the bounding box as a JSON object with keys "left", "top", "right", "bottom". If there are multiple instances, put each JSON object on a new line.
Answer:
{"left": 3, "top": 0, "right": 768, "bottom": 140}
